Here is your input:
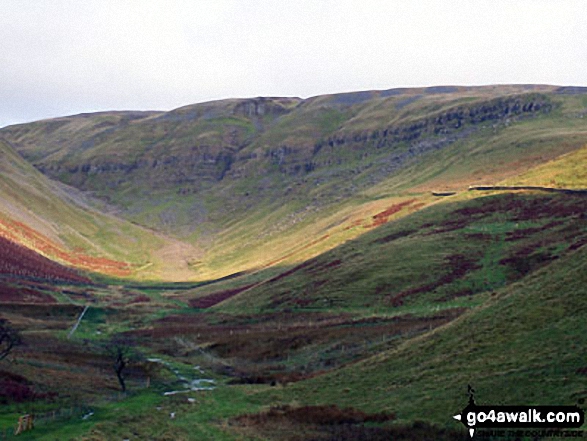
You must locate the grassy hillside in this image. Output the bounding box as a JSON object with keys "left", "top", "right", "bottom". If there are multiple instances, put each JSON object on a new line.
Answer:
{"left": 1, "top": 191, "right": 582, "bottom": 439}
{"left": 3, "top": 86, "right": 586, "bottom": 282}
{"left": 502, "top": 143, "right": 587, "bottom": 188}
{"left": 209, "top": 192, "right": 586, "bottom": 314}
{"left": 276, "top": 237, "right": 587, "bottom": 427}
{"left": 0, "top": 139, "right": 199, "bottom": 280}
{"left": 0, "top": 85, "right": 585, "bottom": 440}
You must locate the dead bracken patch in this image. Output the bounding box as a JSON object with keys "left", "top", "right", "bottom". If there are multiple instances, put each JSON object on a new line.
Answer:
{"left": 234, "top": 404, "right": 395, "bottom": 426}
{"left": 232, "top": 406, "right": 467, "bottom": 441}
{"left": 267, "top": 260, "right": 315, "bottom": 284}
{"left": 0, "top": 217, "right": 131, "bottom": 277}
{"left": 0, "top": 370, "right": 57, "bottom": 404}
{"left": 369, "top": 199, "right": 420, "bottom": 228}
{"left": 569, "top": 237, "right": 587, "bottom": 251}
{"left": 129, "top": 309, "right": 464, "bottom": 379}
{"left": 0, "top": 282, "right": 57, "bottom": 304}
{"left": 373, "top": 229, "right": 416, "bottom": 244}
{"left": 464, "top": 232, "right": 494, "bottom": 242}
{"left": 388, "top": 254, "right": 480, "bottom": 306}
{"left": 188, "top": 283, "right": 255, "bottom": 308}
{"left": 452, "top": 193, "right": 586, "bottom": 222}
{"left": 0, "top": 235, "right": 90, "bottom": 284}
{"left": 499, "top": 250, "right": 558, "bottom": 278}
{"left": 128, "top": 294, "right": 151, "bottom": 304}
{"left": 0, "top": 371, "right": 37, "bottom": 403}
{"left": 505, "top": 220, "right": 564, "bottom": 241}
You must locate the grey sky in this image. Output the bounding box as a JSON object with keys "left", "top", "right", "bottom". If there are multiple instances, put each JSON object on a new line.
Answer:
{"left": 1, "top": 0, "right": 586, "bottom": 128}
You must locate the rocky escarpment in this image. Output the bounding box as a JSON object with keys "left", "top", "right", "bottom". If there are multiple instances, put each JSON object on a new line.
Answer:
{"left": 30, "top": 98, "right": 301, "bottom": 194}
{"left": 0, "top": 90, "right": 557, "bottom": 222}
{"left": 262, "top": 94, "right": 552, "bottom": 177}
{"left": 39, "top": 148, "right": 238, "bottom": 192}
{"left": 233, "top": 97, "right": 300, "bottom": 118}
{"left": 24, "top": 94, "right": 554, "bottom": 198}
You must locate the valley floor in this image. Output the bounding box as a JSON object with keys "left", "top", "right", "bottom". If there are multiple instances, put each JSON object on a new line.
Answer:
{"left": 1, "top": 190, "right": 586, "bottom": 440}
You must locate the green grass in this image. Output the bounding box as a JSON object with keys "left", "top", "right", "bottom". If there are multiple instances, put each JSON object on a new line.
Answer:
{"left": 0, "top": 85, "right": 586, "bottom": 440}
{"left": 215, "top": 192, "right": 585, "bottom": 315}
{"left": 0, "top": 139, "right": 191, "bottom": 280}
{"left": 269, "top": 243, "right": 587, "bottom": 426}
{"left": 4, "top": 87, "right": 585, "bottom": 281}
{"left": 502, "top": 143, "right": 587, "bottom": 188}
{"left": 1, "top": 372, "right": 264, "bottom": 440}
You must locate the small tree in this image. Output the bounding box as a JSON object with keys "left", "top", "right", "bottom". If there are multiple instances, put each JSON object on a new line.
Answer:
{"left": 104, "top": 336, "right": 141, "bottom": 393}
{"left": 112, "top": 343, "right": 129, "bottom": 393}
{"left": 0, "top": 318, "right": 21, "bottom": 361}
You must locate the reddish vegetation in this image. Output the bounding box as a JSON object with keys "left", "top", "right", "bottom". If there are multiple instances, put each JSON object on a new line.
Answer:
{"left": 453, "top": 193, "right": 586, "bottom": 221}
{"left": 235, "top": 404, "right": 395, "bottom": 426}
{"left": 189, "top": 283, "right": 256, "bottom": 308}
{"left": 510, "top": 196, "right": 586, "bottom": 221}
{"left": 0, "top": 302, "right": 83, "bottom": 316}
{"left": 505, "top": 221, "right": 564, "bottom": 241}
{"left": 9, "top": 332, "right": 128, "bottom": 396}
{"left": 343, "top": 219, "right": 364, "bottom": 230}
{"left": 373, "top": 229, "right": 416, "bottom": 244}
{"left": 0, "top": 235, "right": 90, "bottom": 284}
{"left": 229, "top": 370, "right": 323, "bottom": 385}
{"left": 464, "top": 232, "right": 494, "bottom": 242}
{"left": 0, "top": 217, "right": 131, "bottom": 276}
{"left": 128, "top": 294, "right": 151, "bottom": 304}
{"left": 264, "top": 257, "right": 342, "bottom": 297}
{"left": 443, "top": 196, "right": 586, "bottom": 279}
{"left": 0, "top": 282, "right": 56, "bottom": 304}
{"left": 499, "top": 249, "right": 558, "bottom": 278}
{"left": 132, "top": 309, "right": 464, "bottom": 374}
{"left": 267, "top": 260, "right": 315, "bottom": 284}
{"left": 305, "top": 259, "right": 342, "bottom": 276}
{"left": 427, "top": 194, "right": 586, "bottom": 239}
{"left": 424, "top": 218, "right": 470, "bottom": 235}
{"left": 263, "top": 234, "right": 331, "bottom": 268}
{"left": 569, "top": 237, "right": 587, "bottom": 251}
{"left": 0, "top": 371, "right": 40, "bottom": 403}
{"left": 369, "top": 199, "right": 416, "bottom": 227}
{"left": 235, "top": 406, "right": 464, "bottom": 441}
{"left": 388, "top": 254, "right": 480, "bottom": 306}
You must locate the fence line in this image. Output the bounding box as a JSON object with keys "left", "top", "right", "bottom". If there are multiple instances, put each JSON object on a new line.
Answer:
{"left": 468, "top": 185, "right": 587, "bottom": 195}
{"left": 0, "top": 405, "right": 91, "bottom": 439}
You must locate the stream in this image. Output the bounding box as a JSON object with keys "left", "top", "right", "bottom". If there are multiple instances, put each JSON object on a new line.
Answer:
{"left": 147, "top": 358, "right": 215, "bottom": 396}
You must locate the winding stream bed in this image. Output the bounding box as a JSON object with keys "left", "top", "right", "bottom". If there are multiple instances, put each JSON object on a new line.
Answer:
{"left": 147, "top": 358, "right": 215, "bottom": 396}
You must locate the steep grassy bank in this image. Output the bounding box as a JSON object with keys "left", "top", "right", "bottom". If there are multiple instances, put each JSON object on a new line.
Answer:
{"left": 0, "top": 139, "right": 200, "bottom": 280}
{"left": 0, "top": 85, "right": 586, "bottom": 440}
{"left": 273, "top": 243, "right": 587, "bottom": 426}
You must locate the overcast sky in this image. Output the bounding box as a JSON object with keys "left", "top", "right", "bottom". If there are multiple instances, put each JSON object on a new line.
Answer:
{"left": 1, "top": 0, "right": 586, "bottom": 128}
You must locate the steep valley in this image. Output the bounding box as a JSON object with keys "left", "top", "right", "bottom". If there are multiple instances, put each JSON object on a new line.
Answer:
{"left": 0, "top": 84, "right": 586, "bottom": 440}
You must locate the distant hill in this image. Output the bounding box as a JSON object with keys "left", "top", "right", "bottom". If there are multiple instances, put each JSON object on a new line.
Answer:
{"left": 0, "top": 138, "right": 199, "bottom": 280}
{"left": 0, "top": 85, "right": 586, "bottom": 438}
{"left": 1, "top": 84, "right": 586, "bottom": 280}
